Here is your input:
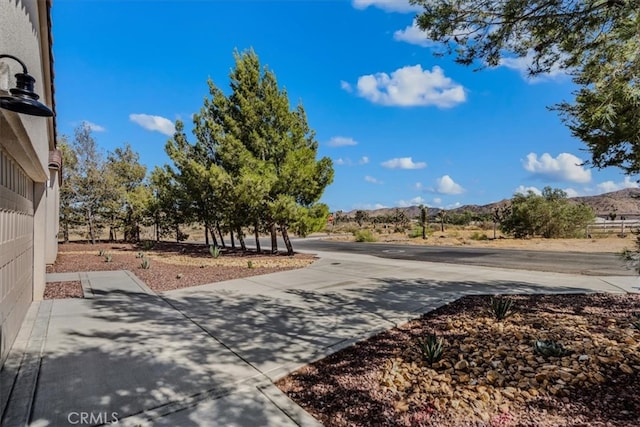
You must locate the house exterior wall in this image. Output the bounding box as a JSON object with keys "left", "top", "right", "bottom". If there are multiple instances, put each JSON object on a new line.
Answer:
{"left": 0, "top": 0, "right": 56, "bottom": 366}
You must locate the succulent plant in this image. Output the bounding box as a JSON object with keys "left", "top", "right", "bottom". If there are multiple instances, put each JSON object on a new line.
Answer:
{"left": 104, "top": 253, "right": 112, "bottom": 263}
{"left": 247, "top": 260, "right": 254, "bottom": 269}
{"left": 418, "top": 333, "right": 445, "bottom": 367}
{"left": 135, "top": 251, "right": 144, "bottom": 258}
{"left": 98, "top": 249, "right": 105, "bottom": 256}
{"left": 490, "top": 296, "right": 515, "bottom": 320}
{"left": 141, "top": 257, "right": 151, "bottom": 270}
{"left": 534, "top": 339, "right": 570, "bottom": 357}
{"left": 209, "top": 245, "right": 221, "bottom": 259}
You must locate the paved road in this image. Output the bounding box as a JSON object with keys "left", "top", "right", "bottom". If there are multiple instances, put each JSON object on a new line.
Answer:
{"left": 290, "top": 239, "right": 635, "bottom": 276}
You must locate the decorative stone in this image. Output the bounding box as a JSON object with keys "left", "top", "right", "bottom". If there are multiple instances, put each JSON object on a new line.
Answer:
{"left": 578, "top": 354, "right": 590, "bottom": 362}
{"left": 620, "top": 364, "right": 634, "bottom": 374}
{"left": 455, "top": 360, "right": 469, "bottom": 370}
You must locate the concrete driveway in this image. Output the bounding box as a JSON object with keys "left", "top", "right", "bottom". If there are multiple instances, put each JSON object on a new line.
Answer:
{"left": 1, "top": 251, "right": 637, "bottom": 426}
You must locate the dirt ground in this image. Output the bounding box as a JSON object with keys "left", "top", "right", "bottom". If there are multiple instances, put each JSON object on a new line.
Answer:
{"left": 327, "top": 227, "right": 637, "bottom": 254}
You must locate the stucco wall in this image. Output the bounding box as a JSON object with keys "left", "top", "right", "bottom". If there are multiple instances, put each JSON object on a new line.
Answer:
{"left": 0, "top": 0, "right": 54, "bottom": 364}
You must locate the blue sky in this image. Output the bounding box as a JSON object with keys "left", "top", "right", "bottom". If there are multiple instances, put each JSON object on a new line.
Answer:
{"left": 51, "top": 0, "right": 637, "bottom": 212}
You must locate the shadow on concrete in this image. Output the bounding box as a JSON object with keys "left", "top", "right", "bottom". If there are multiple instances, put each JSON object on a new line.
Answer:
{"left": 13, "top": 275, "right": 620, "bottom": 426}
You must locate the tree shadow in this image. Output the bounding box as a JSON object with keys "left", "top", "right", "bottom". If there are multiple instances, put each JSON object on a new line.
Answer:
{"left": 4, "top": 275, "right": 624, "bottom": 426}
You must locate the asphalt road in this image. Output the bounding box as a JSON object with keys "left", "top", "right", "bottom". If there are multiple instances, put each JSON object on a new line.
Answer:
{"left": 290, "top": 238, "right": 635, "bottom": 276}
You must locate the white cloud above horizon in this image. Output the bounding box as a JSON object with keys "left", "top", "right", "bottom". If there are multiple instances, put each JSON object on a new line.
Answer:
{"left": 499, "top": 51, "right": 568, "bottom": 83}
{"left": 393, "top": 21, "right": 436, "bottom": 47}
{"left": 359, "top": 156, "right": 370, "bottom": 165}
{"left": 328, "top": 136, "right": 358, "bottom": 147}
{"left": 523, "top": 152, "right": 591, "bottom": 184}
{"left": 83, "top": 121, "right": 106, "bottom": 132}
{"left": 352, "top": 0, "right": 420, "bottom": 13}
{"left": 514, "top": 185, "right": 542, "bottom": 196}
{"left": 350, "top": 65, "right": 466, "bottom": 108}
{"left": 352, "top": 203, "right": 389, "bottom": 210}
{"left": 340, "top": 80, "right": 353, "bottom": 92}
{"left": 129, "top": 114, "right": 175, "bottom": 136}
{"left": 595, "top": 177, "right": 639, "bottom": 193}
{"left": 365, "top": 175, "right": 383, "bottom": 184}
{"left": 381, "top": 157, "right": 427, "bottom": 170}
{"left": 397, "top": 196, "right": 428, "bottom": 207}
{"left": 436, "top": 175, "right": 464, "bottom": 195}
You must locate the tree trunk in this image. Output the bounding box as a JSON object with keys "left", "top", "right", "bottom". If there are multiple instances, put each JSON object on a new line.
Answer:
{"left": 155, "top": 216, "right": 160, "bottom": 242}
{"left": 216, "top": 223, "right": 226, "bottom": 248}
{"left": 281, "top": 226, "right": 294, "bottom": 255}
{"left": 109, "top": 227, "right": 115, "bottom": 242}
{"left": 175, "top": 225, "right": 180, "bottom": 243}
{"left": 493, "top": 222, "right": 497, "bottom": 239}
{"left": 254, "top": 224, "right": 261, "bottom": 253}
{"left": 88, "top": 209, "right": 96, "bottom": 244}
{"left": 440, "top": 219, "right": 445, "bottom": 232}
{"left": 237, "top": 227, "right": 246, "bottom": 252}
{"left": 204, "top": 224, "right": 210, "bottom": 246}
{"left": 63, "top": 215, "right": 69, "bottom": 243}
{"left": 209, "top": 228, "right": 218, "bottom": 248}
{"left": 230, "top": 229, "right": 236, "bottom": 249}
{"left": 270, "top": 223, "right": 278, "bottom": 254}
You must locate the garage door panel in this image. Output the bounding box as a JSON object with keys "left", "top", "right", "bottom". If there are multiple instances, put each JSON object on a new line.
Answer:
{"left": 0, "top": 147, "right": 34, "bottom": 365}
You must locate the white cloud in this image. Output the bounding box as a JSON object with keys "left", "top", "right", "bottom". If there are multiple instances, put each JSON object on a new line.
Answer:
{"left": 499, "top": 50, "right": 568, "bottom": 83}
{"left": 393, "top": 20, "right": 436, "bottom": 47}
{"left": 381, "top": 157, "right": 427, "bottom": 170}
{"left": 353, "top": 203, "right": 388, "bottom": 210}
{"left": 436, "top": 175, "right": 464, "bottom": 195}
{"left": 414, "top": 182, "right": 424, "bottom": 190}
{"left": 328, "top": 136, "right": 358, "bottom": 147}
{"left": 596, "top": 177, "right": 639, "bottom": 193}
{"left": 83, "top": 121, "right": 106, "bottom": 132}
{"left": 354, "top": 65, "right": 466, "bottom": 108}
{"left": 364, "top": 175, "right": 382, "bottom": 184}
{"left": 523, "top": 152, "right": 591, "bottom": 183}
{"left": 446, "top": 201, "right": 462, "bottom": 209}
{"left": 335, "top": 158, "right": 348, "bottom": 166}
{"left": 433, "top": 197, "right": 442, "bottom": 205}
{"left": 397, "top": 196, "right": 426, "bottom": 207}
{"left": 129, "top": 114, "right": 176, "bottom": 136}
{"left": 340, "top": 80, "right": 353, "bottom": 93}
{"left": 514, "top": 185, "right": 542, "bottom": 195}
{"left": 563, "top": 188, "right": 580, "bottom": 198}
{"left": 352, "top": 0, "right": 420, "bottom": 13}
{"left": 359, "top": 156, "right": 370, "bottom": 165}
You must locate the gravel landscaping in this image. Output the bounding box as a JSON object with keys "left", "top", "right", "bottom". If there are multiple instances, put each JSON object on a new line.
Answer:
{"left": 46, "top": 241, "right": 316, "bottom": 295}
{"left": 277, "top": 293, "right": 640, "bottom": 426}
{"left": 43, "top": 281, "right": 83, "bottom": 299}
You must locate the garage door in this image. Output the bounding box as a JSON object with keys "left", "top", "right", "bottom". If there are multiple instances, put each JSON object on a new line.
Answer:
{"left": 0, "top": 146, "right": 34, "bottom": 365}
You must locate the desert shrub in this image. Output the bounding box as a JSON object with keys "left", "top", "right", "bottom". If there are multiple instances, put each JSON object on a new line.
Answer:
{"left": 104, "top": 253, "right": 112, "bottom": 263}
{"left": 489, "top": 296, "right": 515, "bottom": 320}
{"left": 354, "top": 229, "right": 377, "bottom": 242}
{"left": 141, "top": 240, "right": 155, "bottom": 250}
{"left": 141, "top": 257, "right": 151, "bottom": 269}
{"left": 418, "top": 333, "right": 445, "bottom": 367}
{"left": 470, "top": 231, "right": 489, "bottom": 241}
{"left": 247, "top": 260, "right": 254, "bottom": 269}
{"left": 209, "top": 245, "right": 221, "bottom": 258}
{"left": 408, "top": 226, "right": 430, "bottom": 239}
{"left": 534, "top": 340, "right": 571, "bottom": 357}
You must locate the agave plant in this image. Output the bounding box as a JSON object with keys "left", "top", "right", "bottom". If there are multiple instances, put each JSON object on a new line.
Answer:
{"left": 247, "top": 260, "right": 254, "bottom": 269}
{"left": 98, "top": 249, "right": 105, "bottom": 256}
{"left": 490, "top": 296, "right": 515, "bottom": 320}
{"left": 141, "top": 257, "right": 151, "bottom": 270}
{"left": 209, "top": 245, "right": 221, "bottom": 259}
{"left": 534, "top": 340, "right": 570, "bottom": 357}
{"left": 418, "top": 333, "right": 445, "bottom": 367}
{"left": 104, "top": 253, "right": 112, "bottom": 263}
{"left": 135, "top": 251, "right": 144, "bottom": 259}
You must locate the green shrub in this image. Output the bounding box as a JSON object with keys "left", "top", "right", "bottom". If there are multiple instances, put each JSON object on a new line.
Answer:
{"left": 247, "top": 260, "right": 253, "bottom": 269}
{"left": 209, "top": 245, "right": 221, "bottom": 258}
{"left": 141, "top": 240, "right": 155, "bottom": 250}
{"left": 418, "top": 333, "right": 445, "bottom": 367}
{"left": 408, "top": 226, "right": 430, "bottom": 239}
{"left": 354, "top": 229, "right": 377, "bottom": 242}
{"left": 470, "top": 231, "right": 489, "bottom": 241}
{"left": 490, "top": 296, "right": 515, "bottom": 320}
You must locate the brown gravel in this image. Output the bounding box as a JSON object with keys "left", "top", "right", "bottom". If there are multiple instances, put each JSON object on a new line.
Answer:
{"left": 276, "top": 293, "right": 640, "bottom": 427}
{"left": 44, "top": 281, "right": 83, "bottom": 299}
{"left": 47, "top": 241, "right": 316, "bottom": 293}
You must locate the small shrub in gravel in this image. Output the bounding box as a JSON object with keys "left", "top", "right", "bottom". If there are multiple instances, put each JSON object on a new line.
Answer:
{"left": 417, "top": 332, "right": 445, "bottom": 367}
{"left": 209, "top": 245, "right": 221, "bottom": 258}
{"left": 489, "top": 296, "right": 514, "bottom": 320}
{"left": 104, "top": 253, "right": 112, "bottom": 263}
{"left": 534, "top": 339, "right": 571, "bottom": 357}
{"left": 141, "top": 257, "right": 151, "bottom": 269}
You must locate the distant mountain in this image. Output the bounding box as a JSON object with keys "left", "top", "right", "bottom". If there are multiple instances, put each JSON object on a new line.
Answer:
{"left": 342, "top": 188, "right": 640, "bottom": 219}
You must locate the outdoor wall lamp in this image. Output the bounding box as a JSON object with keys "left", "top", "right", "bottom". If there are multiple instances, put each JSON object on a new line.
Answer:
{"left": 0, "top": 54, "right": 54, "bottom": 117}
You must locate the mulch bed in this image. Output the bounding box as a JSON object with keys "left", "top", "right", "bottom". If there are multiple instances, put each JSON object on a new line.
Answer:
{"left": 47, "top": 241, "right": 316, "bottom": 293}
{"left": 276, "top": 293, "right": 640, "bottom": 427}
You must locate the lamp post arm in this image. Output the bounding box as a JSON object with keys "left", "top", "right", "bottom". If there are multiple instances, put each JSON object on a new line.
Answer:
{"left": 0, "top": 54, "right": 29, "bottom": 74}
